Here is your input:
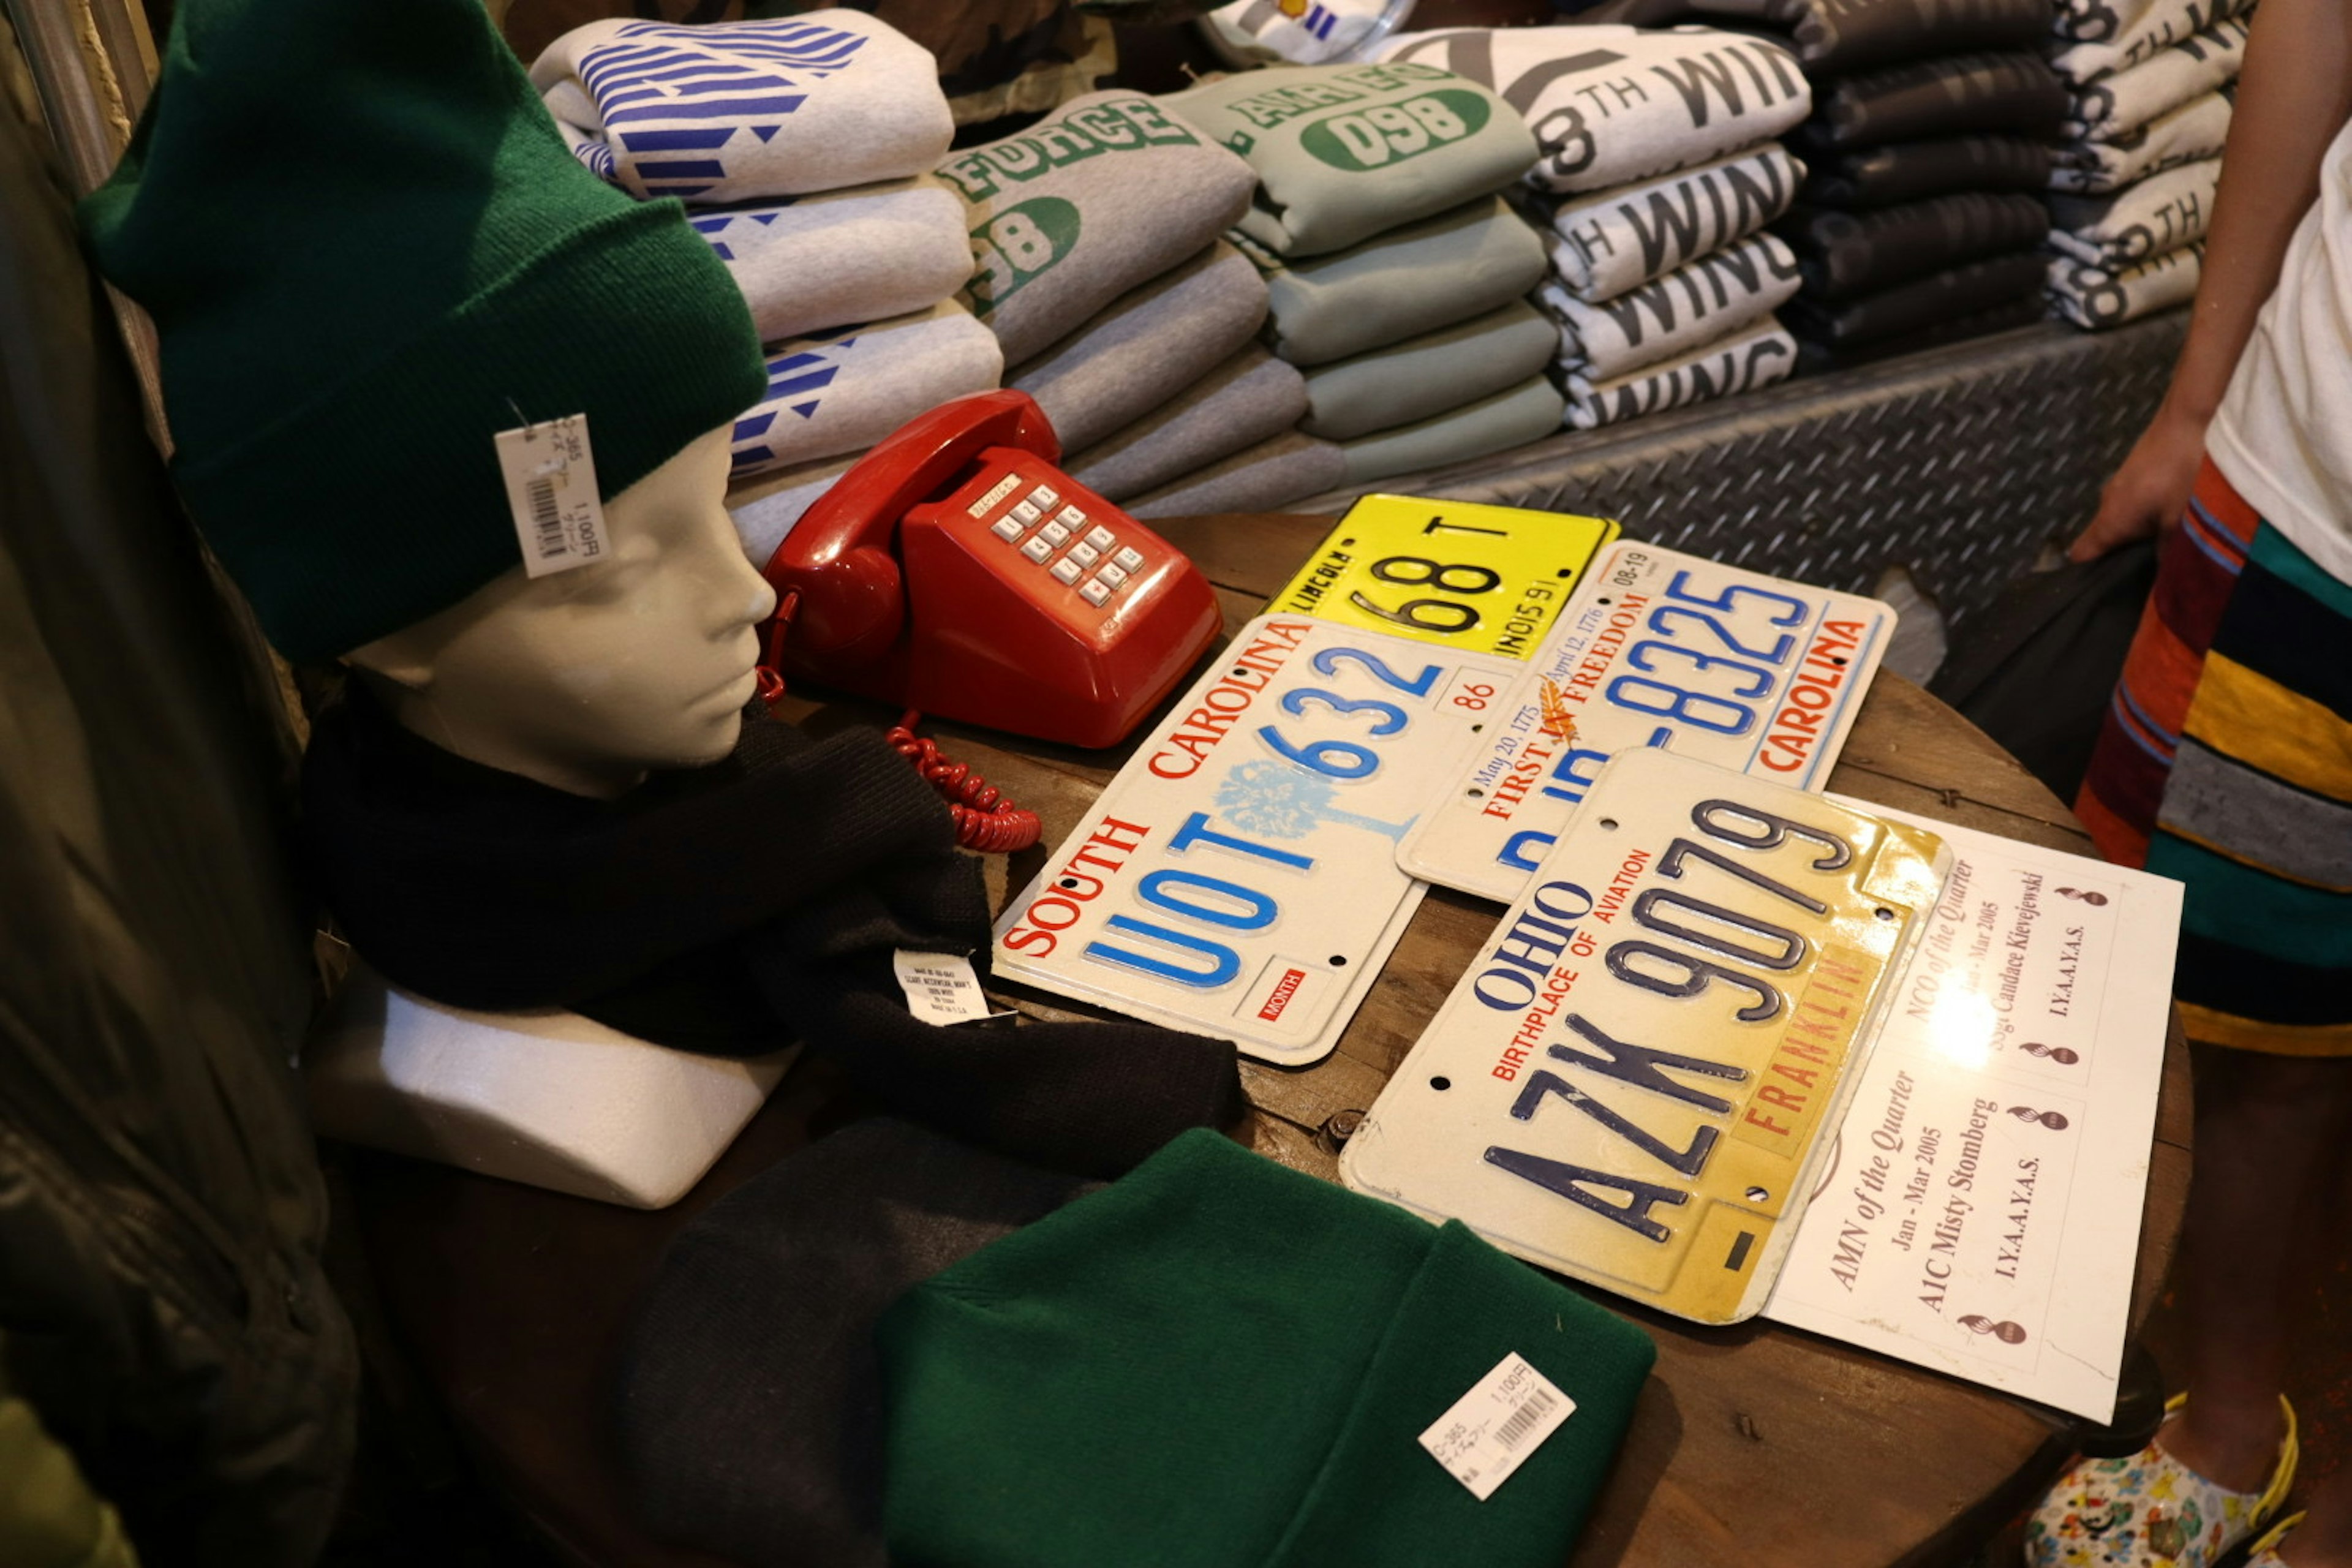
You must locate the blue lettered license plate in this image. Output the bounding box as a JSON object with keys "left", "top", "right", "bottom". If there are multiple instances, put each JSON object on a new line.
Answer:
{"left": 1343, "top": 747, "right": 1951, "bottom": 1323}
{"left": 1396, "top": 543, "right": 1894, "bottom": 902}
{"left": 992, "top": 616, "right": 1519, "bottom": 1065}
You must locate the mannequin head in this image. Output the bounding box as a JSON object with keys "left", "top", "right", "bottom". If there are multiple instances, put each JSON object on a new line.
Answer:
{"left": 347, "top": 424, "right": 776, "bottom": 799}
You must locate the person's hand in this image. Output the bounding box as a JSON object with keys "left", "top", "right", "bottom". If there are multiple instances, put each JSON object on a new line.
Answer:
{"left": 2069, "top": 404, "right": 2211, "bottom": 562}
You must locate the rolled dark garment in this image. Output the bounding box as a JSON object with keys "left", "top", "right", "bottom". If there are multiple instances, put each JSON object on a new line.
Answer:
{"left": 1793, "top": 294, "right": 2045, "bottom": 371}
{"left": 1686, "top": 0, "right": 2054, "bottom": 75}
{"left": 1801, "top": 134, "right": 2051, "bottom": 207}
{"left": 1782, "top": 248, "right": 2048, "bottom": 347}
{"left": 1795, "top": 52, "right": 2068, "bottom": 152}
{"left": 1777, "top": 192, "right": 2050, "bottom": 300}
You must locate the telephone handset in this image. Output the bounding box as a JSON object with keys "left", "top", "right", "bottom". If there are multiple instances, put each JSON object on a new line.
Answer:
{"left": 756, "top": 390, "right": 1223, "bottom": 750}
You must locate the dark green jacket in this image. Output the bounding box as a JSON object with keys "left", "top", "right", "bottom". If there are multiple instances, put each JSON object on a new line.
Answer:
{"left": 0, "top": 68, "right": 353, "bottom": 1568}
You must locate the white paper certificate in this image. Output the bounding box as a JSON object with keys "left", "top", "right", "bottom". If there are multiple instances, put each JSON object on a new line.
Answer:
{"left": 1762, "top": 804, "right": 2184, "bottom": 1422}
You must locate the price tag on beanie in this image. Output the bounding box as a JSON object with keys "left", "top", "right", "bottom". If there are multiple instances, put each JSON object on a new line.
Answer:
{"left": 1418, "top": 1353, "right": 1575, "bottom": 1501}
{"left": 496, "top": 413, "right": 608, "bottom": 578}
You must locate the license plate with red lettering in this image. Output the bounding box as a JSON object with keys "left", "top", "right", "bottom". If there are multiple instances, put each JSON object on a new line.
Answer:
{"left": 1395, "top": 544, "right": 1893, "bottom": 903}
{"left": 1343, "top": 747, "right": 1950, "bottom": 1323}
{"left": 990, "top": 616, "right": 1519, "bottom": 1065}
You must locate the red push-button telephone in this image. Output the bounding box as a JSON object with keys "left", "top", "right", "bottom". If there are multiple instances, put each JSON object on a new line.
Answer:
{"left": 750, "top": 390, "right": 1223, "bottom": 847}
{"left": 754, "top": 389, "right": 1221, "bottom": 748}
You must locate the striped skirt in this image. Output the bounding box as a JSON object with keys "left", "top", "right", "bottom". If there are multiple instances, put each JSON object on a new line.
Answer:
{"left": 2078, "top": 458, "right": 2352, "bottom": 1055}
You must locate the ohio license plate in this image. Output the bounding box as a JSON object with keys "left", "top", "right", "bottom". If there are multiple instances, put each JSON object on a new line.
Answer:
{"left": 1266, "top": 495, "right": 1621, "bottom": 660}
{"left": 992, "top": 616, "right": 1518, "bottom": 1065}
{"left": 1341, "top": 747, "right": 1950, "bottom": 1323}
{"left": 1396, "top": 543, "right": 1893, "bottom": 902}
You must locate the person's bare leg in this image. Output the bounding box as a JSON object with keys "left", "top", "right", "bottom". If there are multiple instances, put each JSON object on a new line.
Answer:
{"left": 2267, "top": 1134, "right": 2352, "bottom": 1566}
{"left": 2278, "top": 1458, "right": 2352, "bottom": 1564}
{"left": 2156, "top": 1047, "right": 2352, "bottom": 1493}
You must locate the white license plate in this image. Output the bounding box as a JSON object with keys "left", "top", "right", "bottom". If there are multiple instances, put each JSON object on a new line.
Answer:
{"left": 1396, "top": 543, "right": 1894, "bottom": 902}
{"left": 1342, "top": 747, "right": 1950, "bottom": 1323}
{"left": 992, "top": 617, "right": 1518, "bottom": 1065}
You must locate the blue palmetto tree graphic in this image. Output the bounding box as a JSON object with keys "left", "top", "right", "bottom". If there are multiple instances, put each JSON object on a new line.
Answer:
{"left": 1215, "top": 758, "right": 1415, "bottom": 843}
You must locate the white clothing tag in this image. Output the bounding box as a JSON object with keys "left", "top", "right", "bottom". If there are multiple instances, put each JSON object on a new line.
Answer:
{"left": 892, "top": 951, "right": 998, "bottom": 1025}
{"left": 1417, "top": 1354, "right": 1575, "bottom": 1501}
{"left": 496, "top": 413, "right": 609, "bottom": 579}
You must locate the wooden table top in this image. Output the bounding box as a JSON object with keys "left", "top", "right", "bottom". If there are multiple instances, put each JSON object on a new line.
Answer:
{"left": 347, "top": 512, "right": 2191, "bottom": 1568}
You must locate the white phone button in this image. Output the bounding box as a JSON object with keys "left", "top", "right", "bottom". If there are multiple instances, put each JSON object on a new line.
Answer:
{"left": 1084, "top": 526, "right": 1115, "bottom": 552}
{"left": 1056, "top": 506, "right": 1088, "bottom": 532}
{"left": 1050, "top": 558, "right": 1083, "bottom": 586}
{"left": 1029, "top": 485, "right": 1060, "bottom": 511}
{"left": 1079, "top": 579, "right": 1111, "bottom": 607}
{"left": 1112, "top": 546, "right": 1145, "bottom": 572}
{"left": 1020, "top": 537, "right": 1054, "bottom": 564}
{"left": 1011, "top": 501, "right": 1043, "bottom": 526}
{"left": 991, "top": 518, "right": 1025, "bottom": 543}
{"left": 1039, "top": 521, "right": 1072, "bottom": 548}
{"left": 1096, "top": 564, "right": 1129, "bottom": 589}
{"left": 1066, "top": 542, "right": 1101, "bottom": 568}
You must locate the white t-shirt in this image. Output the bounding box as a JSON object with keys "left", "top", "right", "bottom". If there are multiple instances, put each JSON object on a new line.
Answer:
{"left": 2207, "top": 117, "right": 2352, "bottom": 587}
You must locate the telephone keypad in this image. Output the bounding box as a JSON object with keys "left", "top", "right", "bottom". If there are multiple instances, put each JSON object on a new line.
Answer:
{"left": 964, "top": 467, "right": 1150, "bottom": 619}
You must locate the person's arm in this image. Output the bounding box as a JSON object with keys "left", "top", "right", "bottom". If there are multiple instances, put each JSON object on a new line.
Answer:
{"left": 2070, "top": 0, "right": 2352, "bottom": 561}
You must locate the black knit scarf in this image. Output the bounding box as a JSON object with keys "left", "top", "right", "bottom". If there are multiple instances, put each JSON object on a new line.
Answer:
{"left": 299, "top": 687, "right": 1243, "bottom": 1177}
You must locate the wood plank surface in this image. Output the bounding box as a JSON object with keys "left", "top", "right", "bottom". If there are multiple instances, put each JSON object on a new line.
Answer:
{"left": 352, "top": 509, "right": 2190, "bottom": 1568}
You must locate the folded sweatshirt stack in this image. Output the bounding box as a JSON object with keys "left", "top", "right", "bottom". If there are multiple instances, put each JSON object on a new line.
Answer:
{"left": 1381, "top": 26, "right": 1811, "bottom": 432}
{"left": 935, "top": 91, "right": 1277, "bottom": 510}
{"left": 1139, "top": 60, "right": 1550, "bottom": 510}
{"left": 1681, "top": 0, "right": 2068, "bottom": 370}
{"left": 2043, "top": 0, "right": 2250, "bottom": 331}
{"left": 530, "top": 12, "right": 997, "bottom": 560}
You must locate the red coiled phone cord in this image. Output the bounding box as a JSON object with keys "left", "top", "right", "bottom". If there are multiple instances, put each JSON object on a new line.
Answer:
{"left": 754, "top": 595, "right": 1041, "bottom": 854}
{"left": 882, "top": 712, "right": 1042, "bottom": 853}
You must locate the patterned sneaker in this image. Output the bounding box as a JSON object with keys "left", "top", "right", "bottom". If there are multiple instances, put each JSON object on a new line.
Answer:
{"left": 2244, "top": 1512, "right": 2309, "bottom": 1567}
{"left": 2023, "top": 1394, "right": 2299, "bottom": 1568}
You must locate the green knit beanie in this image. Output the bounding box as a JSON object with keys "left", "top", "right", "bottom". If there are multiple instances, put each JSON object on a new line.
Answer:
{"left": 875, "top": 1129, "right": 1657, "bottom": 1568}
{"left": 78, "top": 0, "right": 766, "bottom": 660}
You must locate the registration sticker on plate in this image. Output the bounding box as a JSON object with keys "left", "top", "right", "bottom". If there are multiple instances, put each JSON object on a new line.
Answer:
{"left": 992, "top": 616, "right": 1518, "bottom": 1066}
{"left": 1266, "top": 496, "right": 1621, "bottom": 660}
{"left": 1396, "top": 543, "right": 1894, "bottom": 902}
{"left": 1342, "top": 747, "right": 1950, "bottom": 1323}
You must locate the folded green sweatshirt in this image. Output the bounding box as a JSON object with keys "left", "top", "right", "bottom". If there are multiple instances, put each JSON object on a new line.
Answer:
{"left": 1162, "top": 61, "right": 1537, "bottom": 257}
{"left": 1300, "top": 301, "right": 1558, "bottom": 440}
{"left": 1245, "top": 194, "right": 1548, "bottom": 367}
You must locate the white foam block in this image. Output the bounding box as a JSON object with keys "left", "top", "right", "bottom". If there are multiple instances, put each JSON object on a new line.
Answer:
{"left": 304, "top": 963, "right": 793, "bottom": 1209}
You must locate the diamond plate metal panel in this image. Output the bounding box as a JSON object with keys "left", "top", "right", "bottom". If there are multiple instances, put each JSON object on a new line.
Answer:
{"left": 1294, "top": 317, "right": 2188, "bottom": 631}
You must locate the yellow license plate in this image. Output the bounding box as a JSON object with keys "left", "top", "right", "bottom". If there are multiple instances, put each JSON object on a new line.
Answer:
{"left": 1268, "top": 495, "right": 1621, "bottom": 660}
{"left": 1341, "top": 747, "right": 1951, "bottom": 1324}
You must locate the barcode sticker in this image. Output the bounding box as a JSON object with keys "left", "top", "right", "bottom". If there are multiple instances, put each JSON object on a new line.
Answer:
{"left": 1417, "top": 1353, "right": 1575, "bottom": 1501}
{"left": 494, "top": 413, "right": 608, "bottom": 579}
